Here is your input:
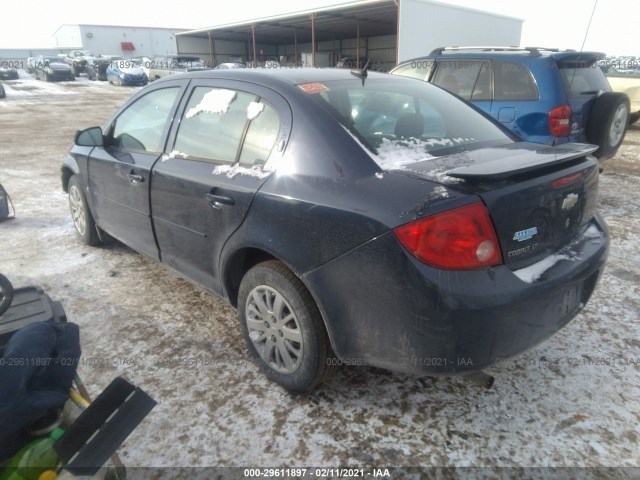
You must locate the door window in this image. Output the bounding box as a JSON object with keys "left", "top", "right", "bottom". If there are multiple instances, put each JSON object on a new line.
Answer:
{"left": 239, "top": 101, "right": 280, "bottom": 167}
{"left": 173, "top": 87, "right": 256, "bottom": 163}
{"left": 494, "top": 61, "right": 538, "bottom": 100}
{"left": 110, "top": 87, "right": 180, "bottom": 153}
{"left": 432, "top": 60, "right": 490, "bottom": 100}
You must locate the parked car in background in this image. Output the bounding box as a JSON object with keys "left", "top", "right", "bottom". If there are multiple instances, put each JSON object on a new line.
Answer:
{"left": 147, "top": 55, "right": 208, "bottom": 80}
{"left": 391, "top": 46, "right": 630, "bottom": 159}
{"left": 65, "top": 50, "right": 96, "bottom": 77}
{"left": 26, "top": 57, "right": 36, "bottom": 74}
{"left": 105, "top": 60, "right": 148, "bottom": 86}
{"left": 34, "top": 55, "right": 75, "bottom": 82}
{"left": 88, "top": 55, "right": 122, "bottom": 81}
{"left": 62, "top": 68, "right": 609, "bottom": 392}
{"left": 601, "top": 66, "right": 640, "bottom": 124}
{"left": 0, "top": 62, "right": 19, "bottom": 80}
{"left": 130, "top": 56, "right": 152, "bottom": 78}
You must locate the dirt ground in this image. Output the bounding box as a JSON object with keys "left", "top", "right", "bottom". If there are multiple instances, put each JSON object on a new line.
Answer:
{"left": 0, "top": 73, "right": 639, "bottom": 475}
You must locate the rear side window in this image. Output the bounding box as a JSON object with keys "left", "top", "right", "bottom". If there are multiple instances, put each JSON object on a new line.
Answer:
{"left": 110, "top": 87, "right": 180, "bottom": 153}
{"left": 493, "top": 61, "right": 538, "bottom": 100}
{"left": 173, "top": 87, "right": 255, "bottom": 163}
{"left": 432, "top": 60, "right": 490, "bottom": 100}
{"left": 239, "top": 101, "right": 280, "bottom": 167}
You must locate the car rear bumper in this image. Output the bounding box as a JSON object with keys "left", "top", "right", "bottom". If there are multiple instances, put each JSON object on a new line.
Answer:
{"left": 304, "top": 214, "right": 609, "bottom": 376}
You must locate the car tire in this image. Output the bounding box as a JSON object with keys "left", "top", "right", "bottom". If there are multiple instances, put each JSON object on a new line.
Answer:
{"left": 68, "top": 175, "right": 101, "bottom": 246}
{"left": 0, "top": 83, "right": 5, "bottom": 99}
{"left": 238, "top": 260, "right": 336, "bottom": 392}
{"left": 0, "top": 273, "right": 13, "bottom": 315}
{"left": 587, "top": 92, "right": 630, "bottom": 159}
{"left": 629, "top": 112, "right": 640, "bottom": 125}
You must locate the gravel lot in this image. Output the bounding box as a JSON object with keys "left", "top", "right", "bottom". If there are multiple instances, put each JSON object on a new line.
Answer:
{"left": 0, "top": 72, "right": 639, "bottom": 476}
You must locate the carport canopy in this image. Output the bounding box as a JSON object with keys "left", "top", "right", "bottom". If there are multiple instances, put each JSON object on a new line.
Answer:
{"left": 176, "top": 0, "right": 399, "bottom": 66}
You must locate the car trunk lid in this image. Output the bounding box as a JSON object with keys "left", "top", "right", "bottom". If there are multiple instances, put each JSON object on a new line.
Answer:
{"left": 392, "top": 142, "right": 600, "bottom": 268}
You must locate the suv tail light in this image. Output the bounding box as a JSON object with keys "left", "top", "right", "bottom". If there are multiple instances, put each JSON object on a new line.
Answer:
{"left": 549, "top": 105, "right": 571, "bottom": 137}
{"left": 394, "top": 202, "right": 503, "bottom": 270}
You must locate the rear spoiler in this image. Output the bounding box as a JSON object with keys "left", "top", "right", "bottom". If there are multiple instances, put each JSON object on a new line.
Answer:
{"left": 447, "top": 143, "right": 598, "bottom": 181}
{"left": 553, "top": 51, "right": 606, "bottom": 67}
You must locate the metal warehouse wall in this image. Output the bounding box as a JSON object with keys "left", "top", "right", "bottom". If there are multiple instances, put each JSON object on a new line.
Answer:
{"left": 52, "top": 25, "right": 183, "bottom": 58}
{"left": 0, "top": 48, "right": 73, "bottom": 62}
{"left": 53, "top": 25, "right": 83, "bottom": 49}
{"left": 398, "top": 0, "right": 522, "bottom": 61}
{"left": 78, "top": 25, "right": 180, "bottom": 58}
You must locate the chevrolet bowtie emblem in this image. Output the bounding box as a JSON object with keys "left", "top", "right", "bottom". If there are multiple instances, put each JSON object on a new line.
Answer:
{"left": 562, "top": 193, "right": 579, "bottom": 210}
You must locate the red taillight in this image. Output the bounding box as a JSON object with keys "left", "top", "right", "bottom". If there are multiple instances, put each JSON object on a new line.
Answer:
{"left": 394, "top": 202, "right": 503, "bottom": 270}
{"left": 549, "top": 105, "right": 571, "bottom": 137}
{"left": 552, "top": 171, "right": 584, "bottom": 188}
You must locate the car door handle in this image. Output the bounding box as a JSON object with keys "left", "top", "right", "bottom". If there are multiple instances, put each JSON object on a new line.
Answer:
{"left": 127, "top": 173, "right": 145, "bottom": 183}
{"left": 206, "top": 193, "right": 235, "bottom": 209}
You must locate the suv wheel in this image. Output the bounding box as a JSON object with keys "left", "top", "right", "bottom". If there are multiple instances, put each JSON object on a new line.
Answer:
{"left": 238, "top": 260, "right": 336, "bottom": 392}
{"left": 587, "top": 92, "right": 630, "bottom": 159}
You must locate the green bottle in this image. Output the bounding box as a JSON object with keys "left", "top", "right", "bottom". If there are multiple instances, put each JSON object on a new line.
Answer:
{"left": 0, "top": 428, "right": 64, "bottom": 480}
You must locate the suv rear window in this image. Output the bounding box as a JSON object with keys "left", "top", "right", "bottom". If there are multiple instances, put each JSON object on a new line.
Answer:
{"left": 559, "top": 66, "right": 611, "bottom": 99}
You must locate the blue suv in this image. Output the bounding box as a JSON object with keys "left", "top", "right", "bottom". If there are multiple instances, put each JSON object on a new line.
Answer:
{"left": 390, "top": 47, "right": 630, "bottom": 159}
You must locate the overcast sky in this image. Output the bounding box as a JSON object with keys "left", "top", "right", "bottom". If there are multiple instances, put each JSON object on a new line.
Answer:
{"left": 0, "top": 0, "right": 635, "bottom": 56}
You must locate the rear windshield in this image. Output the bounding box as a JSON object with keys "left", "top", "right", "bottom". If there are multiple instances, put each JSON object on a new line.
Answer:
{"left": 559, "top": 66, "right": 611, "bottom": 99}
{"left": 300, "top": 78, "right": 514, "bottom": 168}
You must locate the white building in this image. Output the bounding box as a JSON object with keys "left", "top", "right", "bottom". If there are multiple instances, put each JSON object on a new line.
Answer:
{"left": 176, "top": 0, "right": 523, "bottom": 69}
{"left": 53, "top": 24, "right": 186, "bottom": 58}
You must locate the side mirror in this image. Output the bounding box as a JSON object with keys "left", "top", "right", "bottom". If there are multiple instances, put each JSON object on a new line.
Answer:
{"left": 75, "top": 127, "right": 104, "bottom": 147}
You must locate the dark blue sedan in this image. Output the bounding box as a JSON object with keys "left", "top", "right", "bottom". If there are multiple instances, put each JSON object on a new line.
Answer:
{"left": 106, "top": 60, "right": 148, "bottom": 86}
{"left": 61, "top": 68, "right": 609, "bottom": 391}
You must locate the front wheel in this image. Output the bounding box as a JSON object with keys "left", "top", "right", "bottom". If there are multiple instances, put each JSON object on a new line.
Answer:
{"left": 587, "top": 92, "right": 630, "bottom": 159}
{"left": 68, "top": 175, "right": 101, "bottom": 246}
{"left": 238, "top": 260, "right": 336, "bottom": 392}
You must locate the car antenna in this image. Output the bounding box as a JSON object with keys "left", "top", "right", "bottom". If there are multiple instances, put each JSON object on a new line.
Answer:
{"left": 350, "top": 59, "right": 370, "bottom": 86}
{"left": 569, "top": 0, "right": 599, "bottom": 89}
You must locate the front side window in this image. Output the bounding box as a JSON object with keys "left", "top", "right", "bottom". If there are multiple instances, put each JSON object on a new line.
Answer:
{"left": 110, "top": 87, "right": 180, "bottom": 153}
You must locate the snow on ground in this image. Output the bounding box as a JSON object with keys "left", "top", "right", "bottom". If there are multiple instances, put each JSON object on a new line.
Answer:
{"left": 0, "top": 82, "right": 639, "bottom": 474}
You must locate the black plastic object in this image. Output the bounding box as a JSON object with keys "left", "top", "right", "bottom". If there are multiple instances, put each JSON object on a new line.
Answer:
{"left": 54, "top": 377, "right": 157, "bottom": 476}
{"left": 0, "top": 273, "right": 13, "bottom": 315}
{"left": 0, "top": 286, "right": 67, "bottom": 354}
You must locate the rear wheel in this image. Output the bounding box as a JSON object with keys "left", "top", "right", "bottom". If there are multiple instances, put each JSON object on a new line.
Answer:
{"left": 68, "top": 175, "right": 101, "bottom": 246}
{"left": 0, "top": 83, "right": 5, "bottom": 99}
{"left": 629, "top": 112, "right": 640, "bottom": 125}
{"left": 587, "top": 92, "right": 630, "bottom": 159}
{"left": 238, "top": 260, "right": 336, "bottom": 392}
